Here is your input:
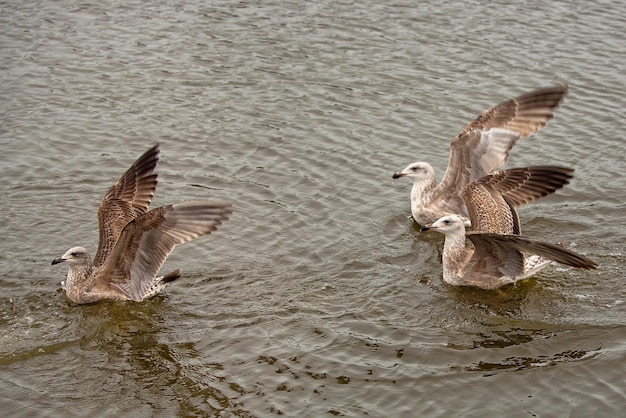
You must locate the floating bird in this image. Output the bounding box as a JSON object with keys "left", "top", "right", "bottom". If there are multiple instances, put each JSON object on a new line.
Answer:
{"left": 52, "top": 144, "right": 233, "bottom": 304}
{"left": 392, "top": 85, "right": 569, "bottom": 226}
{"left": 420, "top": 166, "right": 597, "bottom": 289}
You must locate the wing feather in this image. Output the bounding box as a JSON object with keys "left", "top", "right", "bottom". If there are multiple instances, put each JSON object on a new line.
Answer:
{"left": 466, "top": 232, "right": 526, "bottom": 279}
{"left": 462, "top": 166, "right": 574, "bottom": 234}
{"left": 459, "top": 85, "right": 569, "bottom": 136}
{"left": 93, "top": 144, "right": 160, "bottom": 267}
{"left": 95, "top": 201, "right": 233, "bottom": 301}
{"left": 437, "top": 85, "right": 568, "bottom": 205}
{"left": 470, "top": 233, "right": 598, "bottom": 271}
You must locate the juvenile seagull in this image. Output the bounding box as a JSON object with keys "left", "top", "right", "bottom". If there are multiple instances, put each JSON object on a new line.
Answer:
{"left": 52, "top": 144, "right": 233, "bottom": 304}
{"left": 392, "top": 85, "right": 569, "bottom": 226}
{"left": 420, "top": 166, "right": 597, "bottom": 289}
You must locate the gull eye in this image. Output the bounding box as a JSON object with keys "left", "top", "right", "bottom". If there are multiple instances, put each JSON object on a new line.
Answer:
{"left": 71, "top": 252, "right": 79, "bottom": 257}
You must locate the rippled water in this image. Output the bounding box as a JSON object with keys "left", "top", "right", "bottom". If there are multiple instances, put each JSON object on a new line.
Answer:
{"left": 1, "top": 0, "right": 625, "bottom": 416}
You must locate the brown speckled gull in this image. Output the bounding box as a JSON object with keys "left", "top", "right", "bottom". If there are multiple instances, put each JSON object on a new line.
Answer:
{"left": 392, "top": 85, "right": 569, "bottom": 226}
{"left": 420, "top": 166, "right": 597, "bottom": 289}
{"left": 52, "top": 144, "right": 233, "bottom": 304}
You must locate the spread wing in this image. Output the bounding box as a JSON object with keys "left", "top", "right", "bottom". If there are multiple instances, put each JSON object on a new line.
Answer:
{"left": 93, "top": 144, "right": 160, "bottom": 267}
{"left": 437, "top": 85, "right": 569, "bottom": 203}
{"left": 468, "top": 233, "right": 598, "bottom": 272}
{"left": 462, "top": 166, "right": 574, "bottom": 234}
{"left": 94, "top": 201, "right": 233, "bottom": 301}
{"left": 459, "top": 85, "right": 569, "bottom": 137}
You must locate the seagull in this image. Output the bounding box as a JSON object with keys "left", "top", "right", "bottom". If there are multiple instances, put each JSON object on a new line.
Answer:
{"left": 51, "top": 144, "right": 233, "bottom": 304}
{"left": 392, "top": 85, "right": 569, "bottom": 226}
{"left": 420, "top": 166, "right": 597, "bottom": 289}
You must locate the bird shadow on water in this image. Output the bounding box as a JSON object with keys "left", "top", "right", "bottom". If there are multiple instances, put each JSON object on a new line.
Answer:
{"left": 438, "top": 282, "right": 603, "bottom": 376}
{"left": 50, "top": 298, "right": 254, "bottom": 417}
{"left": 0, "top": 274, "right": 261, "bottom": 416}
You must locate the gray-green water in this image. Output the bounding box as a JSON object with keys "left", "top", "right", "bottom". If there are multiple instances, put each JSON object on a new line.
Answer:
{"left": 1, "top": 1, "right": 625, "bottom": 416}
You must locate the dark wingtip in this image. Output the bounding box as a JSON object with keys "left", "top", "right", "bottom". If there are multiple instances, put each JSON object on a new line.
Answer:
{"left": 583, "top": 259, "right": 599, "bottom": 270}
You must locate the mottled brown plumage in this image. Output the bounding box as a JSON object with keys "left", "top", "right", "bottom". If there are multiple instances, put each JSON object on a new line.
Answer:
{"left": 421, "top": 166, "right": 597, "bottom": 289}
{"left": 458, "top": 85, "right": 570, "bottom": 137}
{"left": 52, "top": 145, "right": 233, "bottom": 304}
{"left": 392, "top": 85, "right": 569, "bottom": 226}
{"left": 462, "top": 166, "right": 574, "bottom": 235}
{"left": 93, "top": 144, "right": 159, "bottom": 267}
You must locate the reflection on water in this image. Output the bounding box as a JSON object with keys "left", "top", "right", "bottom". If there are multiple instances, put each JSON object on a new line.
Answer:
{"left": 1, "top": 0, "right": 625, "bottom": 416}
{"left": 465, "top": 348, "right": 600, "bottom": 374}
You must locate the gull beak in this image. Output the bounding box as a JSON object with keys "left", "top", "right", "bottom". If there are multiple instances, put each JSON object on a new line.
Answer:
{"left": 420, "top": 224, "right": 433, "bottom": 232}
{"left": 392, "top": 171, "right": 405, "bottom": 179}
{"left": 51, "top": 257, "right": 65, "bottom": 265}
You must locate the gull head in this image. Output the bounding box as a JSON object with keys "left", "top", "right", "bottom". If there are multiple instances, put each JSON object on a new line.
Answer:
{"left": 51, "top": 246, "right": 91, "bottom": 267}
{"left": 392, "top": 162, "right": 436, "bottom": 182}
{"left": 420, "top": 215, "right": 466, "bottom": 235}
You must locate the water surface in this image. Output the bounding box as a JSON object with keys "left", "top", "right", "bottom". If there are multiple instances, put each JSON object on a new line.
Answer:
{"left": 1, "top": 1, "right": 625, "bottom": 416}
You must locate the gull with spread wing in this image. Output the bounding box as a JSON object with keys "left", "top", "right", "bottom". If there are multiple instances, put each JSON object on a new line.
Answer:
{"left": 420, "top": 166, "right": 597, "bottom": 289}
{"left": 52, "top": 144, "right": 233, "bottom": 304}
{"left": 393, "top": 85, "right": 569, "bottom": 226}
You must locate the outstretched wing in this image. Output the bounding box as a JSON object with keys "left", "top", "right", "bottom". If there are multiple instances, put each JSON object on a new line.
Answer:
{"left": 95, "top": 201, "right": 234, "bottom": 301}
{"left": 437, "top": 85, "right": 569, "bottom": 204}
{"left": 469, "top": 233, "right": 597, "bottom": 271}
{"left": 462, "top": 166, "right": 574, "bottom": 234}
{"left": 93, "top": 144, "right": 160, "bottom": 267}
{"left": 459, "top": 85, "right": 569, "bottom": 137}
